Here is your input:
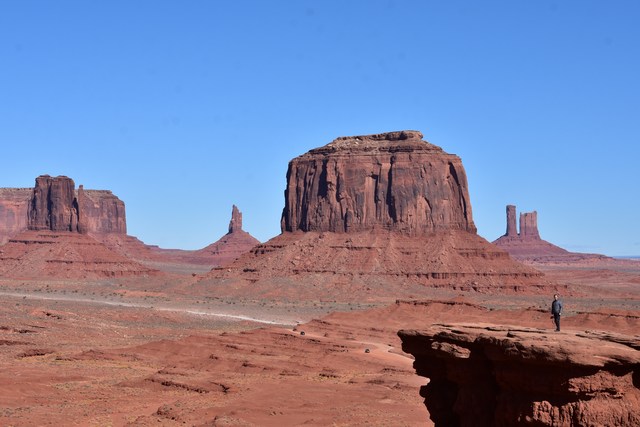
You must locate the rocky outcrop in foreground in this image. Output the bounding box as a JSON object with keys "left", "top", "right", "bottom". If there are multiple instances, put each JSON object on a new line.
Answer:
{"left": 399, "top": 324, "right": 640, "bottom": 426}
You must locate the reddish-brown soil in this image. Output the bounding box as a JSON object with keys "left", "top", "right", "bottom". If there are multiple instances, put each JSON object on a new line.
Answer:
{"left": 0, "top": 257, "right": 638, "bottom": 426}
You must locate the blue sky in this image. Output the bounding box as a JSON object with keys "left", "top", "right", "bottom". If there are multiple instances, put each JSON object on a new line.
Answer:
{"left": 1, "top": 1, "right": 639, "bottom": 256}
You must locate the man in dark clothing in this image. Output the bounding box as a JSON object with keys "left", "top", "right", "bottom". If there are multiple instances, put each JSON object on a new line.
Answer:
{"left": 551, "top": 294, "right": 563, "bottom": 331}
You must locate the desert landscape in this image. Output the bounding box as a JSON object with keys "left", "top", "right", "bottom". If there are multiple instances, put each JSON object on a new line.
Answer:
{"left": 0, "top": 131, "right": 638, "bottom": 426}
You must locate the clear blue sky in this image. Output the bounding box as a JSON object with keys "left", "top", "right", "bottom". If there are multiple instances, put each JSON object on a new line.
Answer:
{"left": 1, "top": 1, "right": 639, "bottom": 256}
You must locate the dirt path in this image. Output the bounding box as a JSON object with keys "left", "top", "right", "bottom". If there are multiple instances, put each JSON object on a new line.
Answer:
{"left": 0, "top": 291, "right": 297, "bottom": 326}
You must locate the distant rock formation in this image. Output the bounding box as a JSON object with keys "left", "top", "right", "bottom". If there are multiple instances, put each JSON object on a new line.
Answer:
{"left": 493, "top": 205, "right": 606, "bottom": 262}
{"left": 398, "top": 324, "right": 640, "bottom": 427}
{"left": 0, "top": 175, "right": 126, "bottom": 244}
{"left": 198, "top": 131, "right": 547, "bottom": 299}
{"left": 281, "top": 130, "right": 476, "bottom": 235}
{"left": 91, "top": 205, "right": 261, "bottom": 273}
{"left": 228, "top": 205, "right": 242, "bottom": 233}
{"left": 195, "top": 205, "right": 260, "bottom": 266}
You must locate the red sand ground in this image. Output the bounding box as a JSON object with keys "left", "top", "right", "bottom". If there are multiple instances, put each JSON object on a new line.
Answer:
{"left": 0, "top": 258, "right": 638, "bottom": 426}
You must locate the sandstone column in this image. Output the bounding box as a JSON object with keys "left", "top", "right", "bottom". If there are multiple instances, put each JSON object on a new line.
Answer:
{"left": 228, "top": 205, "right": 242, "bottom": 234}
{"left": 506, "top": 205, "right": 517, "bottom": 237}
{"left": 28, "top": 175, "right": 79, "bottom": 232}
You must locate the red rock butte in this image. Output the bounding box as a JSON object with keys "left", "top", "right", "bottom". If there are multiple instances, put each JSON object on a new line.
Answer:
{"left": 281, "top": 130, "right": 476, "bottom": 235}
{"left": 198, "top": 131, "right": 548, "bottom": 298}
{"left": 0, "top": 175, "right": 153, "bottom": 279}
{"left": 0, "top": 175, "right": 126, "bottom": 245}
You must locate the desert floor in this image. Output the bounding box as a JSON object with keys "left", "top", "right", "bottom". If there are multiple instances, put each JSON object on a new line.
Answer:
{"left": 0, "top": 259, "right": 638, "bottom": 426}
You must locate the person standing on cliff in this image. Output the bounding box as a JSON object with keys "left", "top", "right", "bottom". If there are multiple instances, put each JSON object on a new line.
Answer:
{"left": 551, "top": 294, "right": 563, "bottom": 331}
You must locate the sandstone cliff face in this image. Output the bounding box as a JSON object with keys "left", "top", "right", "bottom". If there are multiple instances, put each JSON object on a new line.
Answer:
{"left": 79, "top": 187, "right": 127, "bottom": 235}
{"left": 29, "top": 175, "right": 79, "bottom": 232}
{"left": 0, "top": 230, "right": 155, "bottom": 279}
{"left": 281, "top": 131, "right": 476, "bottom": 235}
{"left": 399, "top": 324, "right": 640, "bottom": 427}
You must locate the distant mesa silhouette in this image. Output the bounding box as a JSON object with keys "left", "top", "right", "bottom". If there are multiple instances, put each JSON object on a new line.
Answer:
{"left": 493, "top": 205, "right": 607, "bottom": 262}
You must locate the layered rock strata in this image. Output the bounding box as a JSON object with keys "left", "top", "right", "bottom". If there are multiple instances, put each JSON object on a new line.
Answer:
{"left": 0, "top": 230, "right": 154, "bottom": 279}
{"left": 398, "top": 324, "right": 640, "bottom": 427}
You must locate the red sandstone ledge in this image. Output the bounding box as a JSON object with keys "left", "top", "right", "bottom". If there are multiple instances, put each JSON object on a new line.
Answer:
{"left": 398, "top": 324, "right": 640, "bottom": 426}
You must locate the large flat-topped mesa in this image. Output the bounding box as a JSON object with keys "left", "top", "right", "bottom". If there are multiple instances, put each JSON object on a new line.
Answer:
{"left": 282, "top": 130, "right": 475, "bottom": 235}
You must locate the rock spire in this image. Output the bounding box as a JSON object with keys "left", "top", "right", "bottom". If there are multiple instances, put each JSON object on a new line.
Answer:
{"left": 228, "top": 205, "right": 242, "bottom": 234}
